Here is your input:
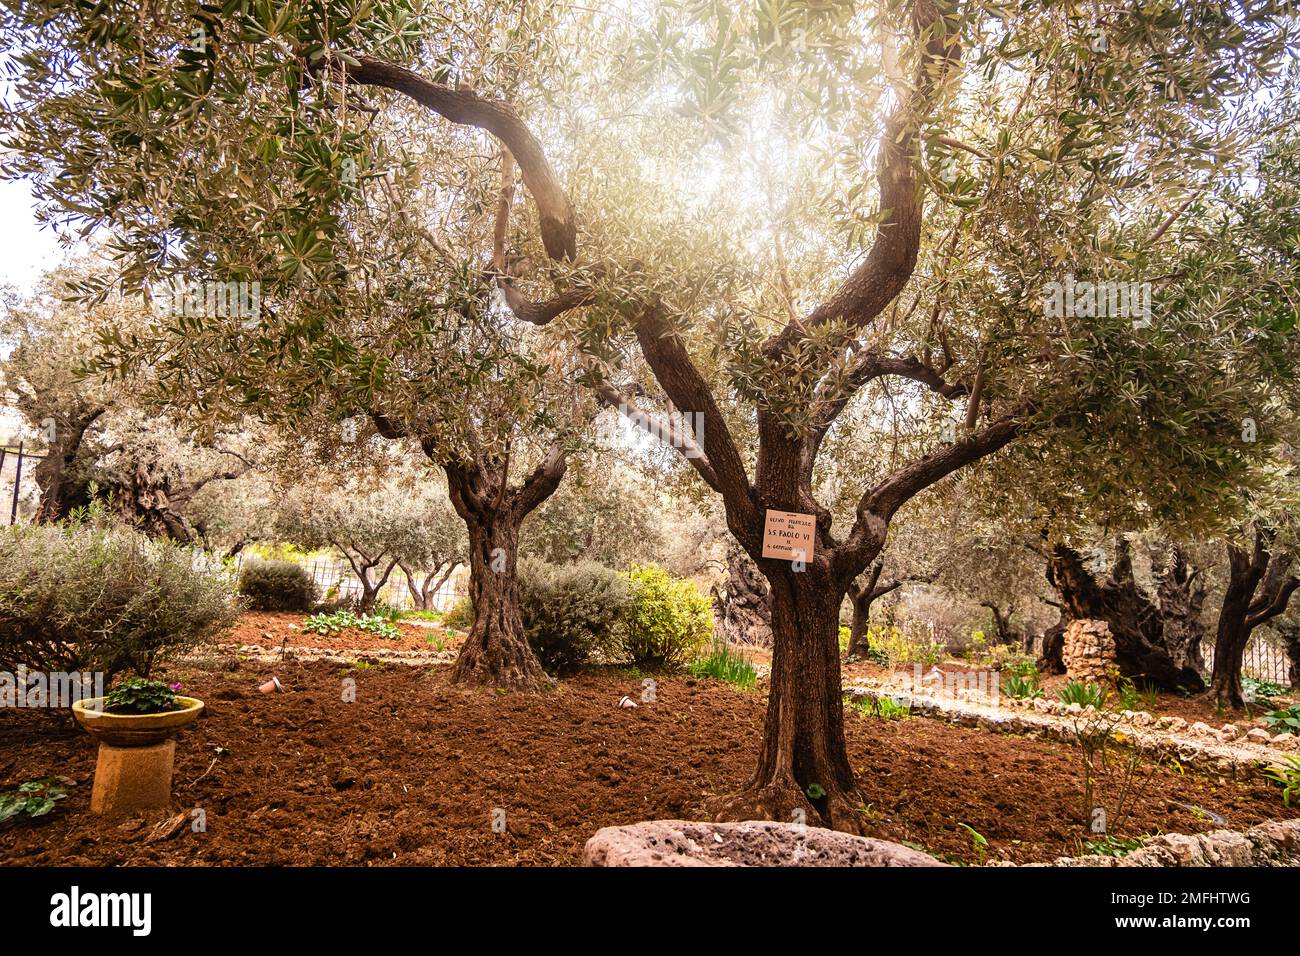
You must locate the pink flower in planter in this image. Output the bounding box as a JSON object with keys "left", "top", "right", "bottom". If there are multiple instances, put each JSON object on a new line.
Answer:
{"left": 169, "top": 682, "right": 182, "bottom": 692}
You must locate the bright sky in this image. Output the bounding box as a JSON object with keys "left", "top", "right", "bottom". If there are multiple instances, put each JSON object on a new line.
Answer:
{"left": 0, "top": 175, "right": 64, "bottom": 293}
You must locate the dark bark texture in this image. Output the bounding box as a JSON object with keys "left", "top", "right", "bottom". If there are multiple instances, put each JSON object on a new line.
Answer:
{"left": 1044, "top": 541, "right": 1205, "bottom": 692}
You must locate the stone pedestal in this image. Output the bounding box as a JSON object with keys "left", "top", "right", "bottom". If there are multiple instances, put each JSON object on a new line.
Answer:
{"left": 89, "top": 740, "right": 177, "bottom": 817}
{"left": 1062, "top": 619, "right": 1118, "bottom": 683}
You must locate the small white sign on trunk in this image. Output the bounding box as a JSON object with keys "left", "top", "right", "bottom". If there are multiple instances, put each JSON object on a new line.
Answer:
{"left": 761, "top": 509, "right": 816, "bottom": 562}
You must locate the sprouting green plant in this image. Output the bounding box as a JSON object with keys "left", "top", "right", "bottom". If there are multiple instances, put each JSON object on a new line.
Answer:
{"left": 957, "top": 823, "right": 988, "bottom": 865}
{"left": 847, "top": 694, "right": 910, "bottom": 721}
{"left": 1262, "top": 756, "right": 1300, "bottom": 807}
{"left": 688, "top": 640, "right": 758, "bottom": 689}
{"left": 303, "top": 610, "right": 400, "bottom": 640}
{"left": 1058, "top": 680, "right": 1110, "bottom": 710}
{"left": 1244, "top": 677, "right": 1286, "bottom": 701}
{"left": 1263, "top": 705, "right": 1300, "bottom": 733}
{"left": 425, "top": 633, "right": 446, "bottom": 651}
{"left": 0, "top": 776, "right": 71, "bottom": 826}
{"left": 864, "top": 647, "right": 890, "bottom": 666}
{"left": 805, "top": 783, "right": 826, "bottom": 800}
{"left": 1081, "top": 834, "right": 1146, "bottom": 858}
{"left": 1117, "top": 677, "right": 1158, "bottom": 713}
{"left": 1002, "top": 674, "right": 1043, "bottom": 699}
{"left": 1003, "top": 658, "right": 1039, "bottom": 681}
{"left": 403, "top": 609, "right": 443, "bottom": 622}
{"left": 103, "top": 678, "right": 180, "bottom": 715}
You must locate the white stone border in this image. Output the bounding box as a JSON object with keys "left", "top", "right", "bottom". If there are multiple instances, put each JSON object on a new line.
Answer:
{"left": 844, "top": 679, "right": 1299, "bottom": 774}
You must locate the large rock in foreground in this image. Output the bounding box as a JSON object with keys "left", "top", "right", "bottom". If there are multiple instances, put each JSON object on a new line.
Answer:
{"left": 583, "top": 820, "right": 948, "bottom": 867}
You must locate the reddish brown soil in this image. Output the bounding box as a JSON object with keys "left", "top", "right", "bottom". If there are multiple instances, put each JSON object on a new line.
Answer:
{"left": 1, "top": 660, "right": 1293, "bottom": 867}
{"left": 223, "top": 611, "right": 465, "bottom": 654}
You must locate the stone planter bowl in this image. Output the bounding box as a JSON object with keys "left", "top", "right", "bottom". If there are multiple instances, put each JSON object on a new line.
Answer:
{"left": 71, "top": 696, "right": 205, "bottom": 747}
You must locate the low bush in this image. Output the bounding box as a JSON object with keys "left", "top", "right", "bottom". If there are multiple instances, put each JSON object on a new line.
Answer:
{"left": 0, "top": 777, "right": 71, "bottom": 827}
{"left": 616, "top": 564, "right": 713, "bottom": 670}
{"left": 1263, "top": 755, "right": 1300, "bottom": 807}
{"left": 1117, "top": 677, "right": 1158, "bottom": 713}
{"left": 442, "top": 596, "right": 475, "bottom": 630}
{"left": 0, "top": 509, "right": 240, "bottom": 679}
{"left": 848, "top": 694, "right": 910, "bottom": 721}
{"left": 518, "top": 558, "right": 631, "bottom": 675}
{"left": 237, "top": 559, "right": 318, "bottom": 612}
{"left": 1245, "top": 677, "right": 1286, "bottom": 701}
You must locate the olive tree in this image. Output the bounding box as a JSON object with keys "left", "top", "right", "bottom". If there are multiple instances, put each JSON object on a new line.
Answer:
{"left": 4, "top": 0, "right": 1297, "bottom": 829}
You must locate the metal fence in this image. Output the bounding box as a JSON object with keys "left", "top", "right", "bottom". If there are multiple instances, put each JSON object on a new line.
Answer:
{"left": 1203, "top": 635, "right": 1292, "bottom": 686}
{"left": 0, "top": 442, "right": 42, "bottom": 524}
{"left": 227, "top": 553, "right": 467, "bottom": 612}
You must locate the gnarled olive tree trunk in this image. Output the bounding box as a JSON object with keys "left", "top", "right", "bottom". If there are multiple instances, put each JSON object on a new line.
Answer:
{"left": 711, "top": 541, "right": 773, "bottom": 647}
{"left": 1044, "top": 541, "right": 1204, "bottom": 691}
{"left": 1207, "top": 530, "right": 1298, "bottom": 708}
{"left": 442, "top": 448, "right": 567, "bottom": 692}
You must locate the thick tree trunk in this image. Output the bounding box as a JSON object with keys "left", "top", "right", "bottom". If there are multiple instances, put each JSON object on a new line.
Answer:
{"left": 1207, "top": 534, "right": 1298, "bottom": 709}
{"left": 1153, "top": 544, "right": 1207, "bottom": 673}
{"left": 981, "top": 601, "right": 1014, "bottom": 645}
{"left": 847, "top": 591, "right": 872, "bottom": 657}
{"left": 1039, "top": 607, "right": 1068, "bottom": 674}
{"left": 711, "top": 541, "right": 773, "bottom": 647}
{"left": 437, "top": 448, "right": 567, "bottom": 693}
{"left": 844, "top": 563, "right": 903, "bottom": 658}
{"left": 714, "top": 565, "right": 863, "bottom": 832}
{"left": 451, "top": 512, "right": 549, "bottom": 691}
{"left": 1045, "top": 543, "right": 1204, "bottom": 691}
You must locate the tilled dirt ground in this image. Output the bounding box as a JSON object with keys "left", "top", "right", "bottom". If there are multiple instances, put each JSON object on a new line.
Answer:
{"left": 223, "top": 611, "right": 465, "bottom": 654}
{"left": 1, "top": 659, "right": 1294, "bottom": 866}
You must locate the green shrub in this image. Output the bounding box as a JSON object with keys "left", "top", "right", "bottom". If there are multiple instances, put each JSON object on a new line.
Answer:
{"left": 688, "top": 639, "right": 758, "bottom": 689}
{"left": 0, "top": 509, "right": 240, "bottom": 679}
{"left": 1002, "top": 674, "right": 1043, "bottom": 699}
{"left": 1245, "top": 677, "right": 1286, "bottom": 701}
{"left": 1117, "top": 677, "right": 1158, "bottom": 712}
{"left": 848, "top": 694, "right": 910, "bottom": 721}
{"left": 616, "top": 564, "right": 713, "bottom": 670}
{"left": 0, "top": 777, "right": 71, "bottom": 827}
{"left": 238, "top": 559, "right": 318, "bottom": 612}
{"left": 1058, "top": 680, "right": 1110, "bottom": 710}
{"left": 443, "top": 596, "right": 475, "bottom": 630}
{"left": 1264, "top": 704, "right": 1300, "bottom": 733}
{"left": 518, "top": 558, "right": 631, "bottom": 675}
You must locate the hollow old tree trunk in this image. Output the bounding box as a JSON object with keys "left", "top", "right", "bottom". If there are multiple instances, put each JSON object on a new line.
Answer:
{"left": 711, "top": 541, "right": 773, "bottom": 647}
{"left": 1207, "top": 530, "right": 1298, "bottom": 709}
{"left": 1044, "top": 541, "right": 1204, "bottom": 691}
{"left": 442, "top": 447, "right": 567, "bottom": 693}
